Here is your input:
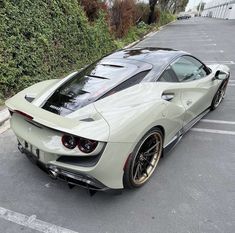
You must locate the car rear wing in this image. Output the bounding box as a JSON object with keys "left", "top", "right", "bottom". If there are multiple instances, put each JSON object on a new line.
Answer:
{"left": 5, "top": 91, "right": 109, "bottom": 142}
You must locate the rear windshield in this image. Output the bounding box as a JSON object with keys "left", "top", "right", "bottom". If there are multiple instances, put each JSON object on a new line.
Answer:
{"left": 42, "top": 59, "right": 150, "bottom": 115}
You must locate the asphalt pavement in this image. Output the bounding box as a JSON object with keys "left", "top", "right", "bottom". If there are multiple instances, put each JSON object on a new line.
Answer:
{"left": 0, "top": 17, "right": 235, "bottom": 233}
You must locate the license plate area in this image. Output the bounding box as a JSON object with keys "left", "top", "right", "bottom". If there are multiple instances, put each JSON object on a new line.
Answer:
{"left": 24, "top": 141, "right": 40, "bottom": 160}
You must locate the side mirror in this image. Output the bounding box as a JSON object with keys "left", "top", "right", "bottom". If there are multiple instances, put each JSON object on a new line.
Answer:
{"left": 214, "top": 70, "right": 229, "bottom": 80}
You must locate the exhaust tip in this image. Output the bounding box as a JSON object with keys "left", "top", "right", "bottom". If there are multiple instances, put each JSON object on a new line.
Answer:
{"left": 48, "top": 169, "right": 58, "bottom": 179}
{"left": 18, "top": 143, "right": 24, "bottom": 153}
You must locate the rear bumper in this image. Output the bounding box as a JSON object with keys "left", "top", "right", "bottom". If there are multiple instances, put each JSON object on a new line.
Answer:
{"left": 11, "top": 112, "right": 134, "bottom": 189}
{"left": 18, "top": 142, "right": 121, "bottom": 194}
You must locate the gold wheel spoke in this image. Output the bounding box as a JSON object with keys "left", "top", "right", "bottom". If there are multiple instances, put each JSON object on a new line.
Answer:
{"left": 144, "top": 151, "right": 156, "bottom": 157}
{"left": 142, "top": 157, "right": 154, "bottom": 168}
{"left": 134, "top": 163, "right": 141, "bottom": 180}
{"left": 145, "top": 141, "right": 160, "bottom": 154}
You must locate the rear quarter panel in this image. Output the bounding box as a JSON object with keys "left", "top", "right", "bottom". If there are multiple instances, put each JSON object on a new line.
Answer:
{"left": 94, "top": 83, "right": 185, "bottom": 147}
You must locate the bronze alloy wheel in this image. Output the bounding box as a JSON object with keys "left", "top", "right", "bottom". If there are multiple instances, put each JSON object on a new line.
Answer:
{"left": 123, "top": 128, "right": 163, "bottom": 188}
{"left": 211, "top": 79, "right": 228, "bottom": 110}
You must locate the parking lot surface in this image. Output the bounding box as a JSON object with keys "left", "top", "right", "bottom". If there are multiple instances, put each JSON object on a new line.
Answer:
{"left": 0, "top": 18, "right": 235, "bottom": 233}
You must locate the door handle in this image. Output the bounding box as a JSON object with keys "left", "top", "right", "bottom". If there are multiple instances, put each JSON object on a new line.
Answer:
{"left": 162, "top": 93, "right": 174, "bottom": 101}
{"left": 186, "top": 100, "right": 193, "bottom": 106}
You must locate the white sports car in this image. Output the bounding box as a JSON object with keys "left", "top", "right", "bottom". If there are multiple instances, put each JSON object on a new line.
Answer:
{"left": 6, "top": 48, "right": 230, "bottom": 194}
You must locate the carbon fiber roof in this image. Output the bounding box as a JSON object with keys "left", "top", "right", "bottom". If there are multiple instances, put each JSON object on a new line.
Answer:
{"left": 106, "top": 47, "right": 187, "bottom": 69}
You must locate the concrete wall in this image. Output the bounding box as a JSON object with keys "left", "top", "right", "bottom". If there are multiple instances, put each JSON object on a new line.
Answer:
{"left": 202, "top": 0, "right": 235, "bottom": 19}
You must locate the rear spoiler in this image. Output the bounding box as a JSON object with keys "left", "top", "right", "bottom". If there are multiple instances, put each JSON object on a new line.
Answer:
{"left": 5, "top": 92, "right": 109, "bottom": 142}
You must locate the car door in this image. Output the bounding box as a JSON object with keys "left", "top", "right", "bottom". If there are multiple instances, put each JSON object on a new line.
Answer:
{"left": 170, "top": 55, "right": 217, "bottom": 127}
{"left": 158, "top": 66, "right": 185, "bottom": 142}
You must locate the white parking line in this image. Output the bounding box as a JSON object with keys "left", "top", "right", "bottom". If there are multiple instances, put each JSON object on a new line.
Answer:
{"left": 186, "top": 50, "right": 224, "bottom": 54}
{"left": 144, "top": 39, "right": 213, "bottom": 43}
{"left": 191, "top": 128, "right": 235, "bottom": 136}
{"left": 166, "top": 36, "right": 210, "bottom": 38}
{"left": 200, "top": 119, "right": 235, "bottom": 125}
{"left": 204, "top": 43, "right": 217, "bottom": 46}
{"left": 0, "top": 207, "right": 78, "bottom": 233}
{"left": 205, "top": 61, "right": 235, "bottom": 64}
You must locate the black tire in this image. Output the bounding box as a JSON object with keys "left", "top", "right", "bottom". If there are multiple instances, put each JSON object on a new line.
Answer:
{"left": 123, "top": 127, "right": 163, "bottom": 189}
{"left": 211, "top": 79, "right": 228, "bottom": 110}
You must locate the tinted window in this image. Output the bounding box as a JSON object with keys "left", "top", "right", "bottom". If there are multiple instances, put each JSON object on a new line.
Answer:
{"left": 100, "top": 70, "right": 150, "bottom": 99}
{"left": 58, "top": 60, "right": 137, "bottom": 100}
{"left": 171, "top": 56, "right": 208, "bottom": 82}
{"left": 42, "top": 59, "right": 151, "bottom": 116}
{"left": 158, "top": 67, "right": 178, "bottom": 82}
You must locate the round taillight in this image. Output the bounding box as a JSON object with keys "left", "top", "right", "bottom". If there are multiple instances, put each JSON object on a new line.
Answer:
{"left": 62, "top": 135, "right": 77, "bottom": 149}
{"left": 78, "top": 138, "right": 98, "bottom": 153}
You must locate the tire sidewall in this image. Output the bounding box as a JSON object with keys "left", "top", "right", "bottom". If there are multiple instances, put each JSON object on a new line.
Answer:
{"left": 123, "top": 127, "right": 163, "bottom": 189}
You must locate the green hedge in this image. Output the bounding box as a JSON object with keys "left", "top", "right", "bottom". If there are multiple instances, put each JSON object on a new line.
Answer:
{"left": 0, "top": 1, "right": 175, "bottom": 101}
{"left": 158, "top": 11, "right": 176, "bottom": 26}
{"left": 0, "top": 0, "right": 116, "bottom": 98}
{"left": 115, "top": 11, "right": 175, "bottom": 49}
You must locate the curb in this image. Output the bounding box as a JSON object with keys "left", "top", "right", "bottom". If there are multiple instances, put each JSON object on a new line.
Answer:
{"left": 0, "top": 108, "right": 10, "bottom": 127}
{"left": 124, "top": 30, "right": 156, "bottom": 49}
{"left": 158, "top": 19, "right": 176, "bottom": 31}
{"left": 124, "top": 19, "right": 176, "bottom": 49}
{"left": 0, "top": 119, "right": 10, "bottom": 134}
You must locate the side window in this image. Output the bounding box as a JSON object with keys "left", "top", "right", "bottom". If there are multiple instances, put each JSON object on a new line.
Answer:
{"left": 171, "top": 56, "right": 208, "bottom": 82}
{"left": 99, "top": 70, "right": 150, "bottom": 99}
{"left": 158, "top": 67, "right": 178, "bottom": 82}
